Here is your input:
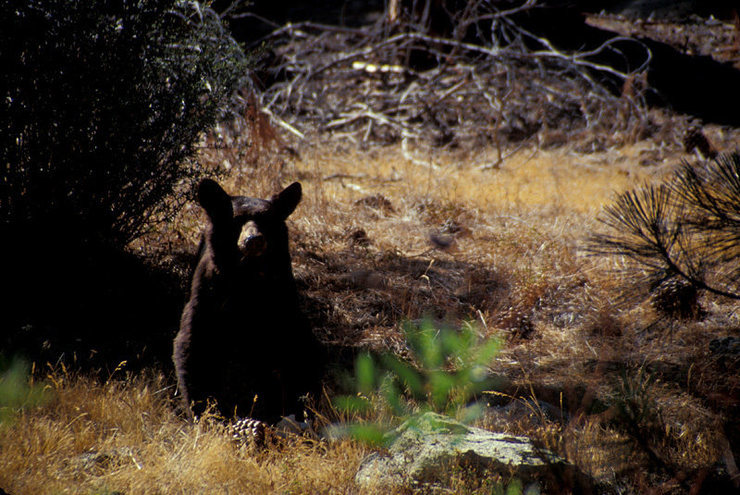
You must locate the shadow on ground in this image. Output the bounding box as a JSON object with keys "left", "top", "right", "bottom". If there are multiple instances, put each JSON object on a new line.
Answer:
{"left": 2, "top": 230, "right": 190, "bottom": 375}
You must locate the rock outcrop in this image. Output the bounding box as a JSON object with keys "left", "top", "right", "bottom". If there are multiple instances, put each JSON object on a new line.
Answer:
{"left": 355, "top": 412, "right": 567, "bottom": 491}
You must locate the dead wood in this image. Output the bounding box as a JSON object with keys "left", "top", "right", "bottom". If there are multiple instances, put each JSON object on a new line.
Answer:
{"left": 249, "top": 1, "right": 653, "bottom": 155}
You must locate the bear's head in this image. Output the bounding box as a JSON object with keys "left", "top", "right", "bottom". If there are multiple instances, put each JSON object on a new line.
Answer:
{"left": 197, "top": 179, "right": 302, "bottom": 265}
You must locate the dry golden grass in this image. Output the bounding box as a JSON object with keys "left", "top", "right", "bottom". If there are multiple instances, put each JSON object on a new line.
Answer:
{"left": 0, "top": 369, "right": 368, "bottom": 494}
{"left": 3, "top": 138, "right": 738, "bottom": 493}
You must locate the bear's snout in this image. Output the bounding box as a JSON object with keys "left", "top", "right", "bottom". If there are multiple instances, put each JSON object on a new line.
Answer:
{"left": 239, "top": 220, "right": 266, "bottom": 256}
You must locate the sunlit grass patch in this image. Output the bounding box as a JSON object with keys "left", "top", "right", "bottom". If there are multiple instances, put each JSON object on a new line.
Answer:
{"left": 0, "top": 369, "right": 368, "bottom": 494}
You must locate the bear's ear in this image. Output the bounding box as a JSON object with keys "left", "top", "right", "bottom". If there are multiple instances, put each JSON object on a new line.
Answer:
{"left": 271, "top": 182, "right": 302, "bottom": 220}
{"left": 197, "top": 179, "right": 233, "bottom": 222}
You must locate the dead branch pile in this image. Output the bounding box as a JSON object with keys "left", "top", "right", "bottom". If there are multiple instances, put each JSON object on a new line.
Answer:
{"left": 250, "top": 1, "right": 654, "bottom": 155}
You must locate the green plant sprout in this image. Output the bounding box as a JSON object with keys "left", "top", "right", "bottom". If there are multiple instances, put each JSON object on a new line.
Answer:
{"left": 333, "top": 319, "right": 501, "bottom": 445}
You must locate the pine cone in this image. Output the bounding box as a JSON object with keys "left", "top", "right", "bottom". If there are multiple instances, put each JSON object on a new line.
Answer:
{"left": 230, "top": 417, "right": 267, "bottom": 448}
{"left": 496, "top": 305, "right": 535, "bottom": 339}
{"left": 650, "top": 278, "right": 702, "bottom": 320}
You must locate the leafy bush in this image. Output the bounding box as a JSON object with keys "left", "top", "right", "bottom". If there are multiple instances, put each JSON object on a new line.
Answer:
{"left": 333, "top": 319, "right": 501, "bottom": 445}
{"left": 1, "top": 0, "right": 248, "bottom": 247}
{"left": 588, "top": 153, "right": 740, "bottom": 309}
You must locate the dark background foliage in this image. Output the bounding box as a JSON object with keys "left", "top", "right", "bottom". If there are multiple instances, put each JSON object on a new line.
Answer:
{"left": 1, "top": 0, "right": 247, "bottom": 247}
{"left": 0, "top": 0, "right": 247, "bottom": 371}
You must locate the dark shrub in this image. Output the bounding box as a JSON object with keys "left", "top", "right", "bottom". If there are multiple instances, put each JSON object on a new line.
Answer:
{"left": 1, "top": 0, "right": 248, "bottom": 247}
{"left": 0, "top": 0, "right": 248, "bottom": 369}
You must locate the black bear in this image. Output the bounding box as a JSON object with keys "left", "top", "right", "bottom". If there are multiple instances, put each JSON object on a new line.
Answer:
{"left": 173, "top": 179, "right": 323, "bottom": 423}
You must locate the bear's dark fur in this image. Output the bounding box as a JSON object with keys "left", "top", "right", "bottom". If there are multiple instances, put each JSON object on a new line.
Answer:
{"left": 173, "top": 179, "right": 323, "bottom": 422}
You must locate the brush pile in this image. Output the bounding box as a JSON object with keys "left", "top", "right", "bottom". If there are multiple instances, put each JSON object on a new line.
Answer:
{"left": 250, "top": 2, "right": 652, "bottom": 155}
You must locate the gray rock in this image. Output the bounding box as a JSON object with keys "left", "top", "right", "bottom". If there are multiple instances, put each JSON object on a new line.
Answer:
{"left": 355, "top": 412, "right": 565, "bottom": 490}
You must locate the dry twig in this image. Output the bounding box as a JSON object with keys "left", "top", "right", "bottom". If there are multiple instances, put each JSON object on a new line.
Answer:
{"left": 247, "top": 2, "right": 652, "bottom": 157}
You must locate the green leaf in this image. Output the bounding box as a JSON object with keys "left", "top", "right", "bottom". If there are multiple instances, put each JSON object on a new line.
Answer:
{"left": 347, "top": 423, "right": 389, "bottom": 447}
{"left": 333, "top": 395, "right": 372, "bottom": 415}
{"left": 429, "top": 371, "right": 455, "bottom": 411}
{"left": 380, "top": 374, "right": 409, "bottom": 417}
{"left": 0, "top": 357, "right": 50, "bottom": 425}
{"left": 379, "top": 354, "right": 424, "bottom": 398}
{"left": 356, "top": 353, "right": 375, "bottom": 395}
{"left": 473, "top": 338, "right": 502, "bottom": 367}
{"left": 506, "top": 477, "right": 524, "bottom": 495}
{"left": 405, "top": 320, "right": 442, "bottom": 369}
